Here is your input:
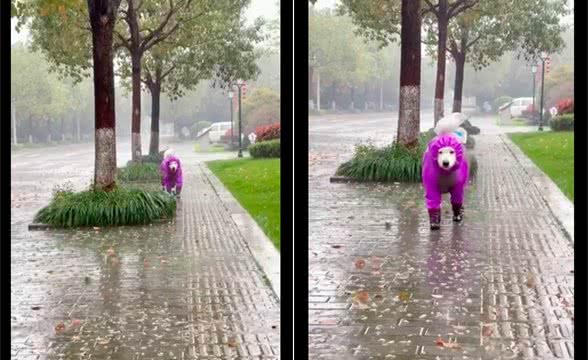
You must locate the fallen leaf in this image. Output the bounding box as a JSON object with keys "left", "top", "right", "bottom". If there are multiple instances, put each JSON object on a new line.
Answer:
{"left": 106, "top": 248, "right": 115, "bottom": 257}
{"left": 435, "top": 337, "right": 461, "bottom": 349}
{"left": 482, "top": 324, "right": 494, "bottom": 337}
{"left": 227, "top": 337, "right": 238, "bottom": 347}
{"left": 331, "top": 245, "right": 342, "bottom": 249}
{"left": 373, "top": 294, "right": 384, "bottom": 302}
{"left": 356, "top": 290, "right": 369, "bottom": 303}
{"left": 55, "top": 322, "right": 66, "bottom": 333}
{"left": 526, "top": 273, "right": 536, "bottom": 288}
{"left": 71, "top": 319, "right": 81, "bottom": 328}
{"left": 31, "top": 306, "right": 41, "bottom": 310}
{"left": 398, "top": 291, "right": 411, "bottom": 302}
{"left": 355, "top": 258, "right": 366, "bottom": 269}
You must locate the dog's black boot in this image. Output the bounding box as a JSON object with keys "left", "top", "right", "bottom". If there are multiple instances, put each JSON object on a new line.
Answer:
{"left": 428, "top": 209, "right": 441, "bottom": 230}
{"left": 452, "top": 203, "right": 464, "bottom": 222}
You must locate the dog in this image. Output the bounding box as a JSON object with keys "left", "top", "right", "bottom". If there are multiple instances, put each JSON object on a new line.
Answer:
{"left": 422, "top": 114, "right": 470, "bottom": 230}
{"left": 160, "top": 149, "right": 183, "bottom": 196}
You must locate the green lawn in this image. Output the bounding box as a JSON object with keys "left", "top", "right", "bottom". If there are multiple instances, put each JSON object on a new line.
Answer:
{"left": 207, "top": 158, "right": 280, "bottom": 249}
{"left": 509, "top": 131, "right": 574, "bottom": 200}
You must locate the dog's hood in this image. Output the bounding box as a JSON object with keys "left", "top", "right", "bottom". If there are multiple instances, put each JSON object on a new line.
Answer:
{"left": 427, "top": 134, "right": 464, "bottom": 171}
{"left": 161, "top": 155, "right": 182, "bottom": 174}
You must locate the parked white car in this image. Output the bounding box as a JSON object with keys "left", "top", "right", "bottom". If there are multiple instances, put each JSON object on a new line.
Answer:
{"left": 207, "top": 122, "right": 232, "bottom": 143}
{"left": 509, "top": 97, "right": 534, "bottom": 117}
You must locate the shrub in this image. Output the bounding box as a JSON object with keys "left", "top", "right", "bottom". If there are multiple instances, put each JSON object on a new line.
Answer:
{"left": 556, "top": 98, "right": 574, "bottom": 115}
{"left": 255, "top": 123, "right": 281, "bottom": 142}
{"left": 550, "top": 114, "right": 574, "bottom": 131}
{"left": 242, "top": 87, "right": 280, "bottom": 130}
{"left": 493, "top": 96, "right": 513, "bottom": 111}
{"left": 34, "top": 187, "right": 176, "bottom": 227}
{"left": 336, "top": 133, "right": 478, "bottom": 182}
{"left": 249, "top": 139, "right": 281, "bottom": 158}
{"left": 118, "top": 162, "right": 160, "bottom": 182}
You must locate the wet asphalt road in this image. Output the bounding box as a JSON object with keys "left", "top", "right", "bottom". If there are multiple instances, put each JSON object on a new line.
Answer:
{"left": 308, "top": 111, "right": 573, "bottom": 359}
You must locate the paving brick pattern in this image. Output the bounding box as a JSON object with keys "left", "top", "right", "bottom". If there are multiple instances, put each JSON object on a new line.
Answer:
{"left": 308, "top": 114, "right": 573, "bottom": 359}
{"left": 11, "top": 143, "right": 279, "bottom": 359}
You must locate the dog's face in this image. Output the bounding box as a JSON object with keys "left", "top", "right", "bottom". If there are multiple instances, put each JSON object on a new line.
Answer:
{"left": 437, "top": 146, "right": 456, "bottom": 170}
{"left": 169, "top": 161, "right": 178, "bottom": 173}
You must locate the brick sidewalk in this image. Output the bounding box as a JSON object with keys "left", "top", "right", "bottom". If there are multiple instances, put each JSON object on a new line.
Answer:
{"left": 308, "top": 117, "right": 573, "bottom": 358}
{"left": 11, "top": 146, "right": 280, "bottom": 359}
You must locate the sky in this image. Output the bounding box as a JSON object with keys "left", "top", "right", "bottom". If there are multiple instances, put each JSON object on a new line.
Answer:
{"left": 11, "top": 0, "right": 280, "bottom": 45}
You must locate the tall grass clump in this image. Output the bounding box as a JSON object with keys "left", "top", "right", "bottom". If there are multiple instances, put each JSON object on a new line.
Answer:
{"left": 118, "top": 162, "right": 160, "bottom": 182}
{"left": 336, "top": 132, "right": 477, "bottom": 182}
{"left": 35, "top": 187, "right": 176, "bottom": 227}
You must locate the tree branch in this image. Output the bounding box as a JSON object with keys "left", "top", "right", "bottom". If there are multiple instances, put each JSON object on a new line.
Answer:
{"left": 140, "top": 0, "right": 181, "bottom": 52}
{"left": 423, "top": 0, "right": 439, "bottom": 15}
{"left": 465, "top": 32, "right": 483, "bottom": 50}
{"left": 448, "top": 0, "right": 479, "bottom": 18}
{"left": 114, "top": 30, "right": 131, "bottom": 50}
{"left": 161, "top": 63, "right": 177, "bottom": 80}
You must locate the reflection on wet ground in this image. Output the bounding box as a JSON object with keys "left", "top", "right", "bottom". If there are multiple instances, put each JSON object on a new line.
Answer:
{"left": 308, "top": 113, "right": 573, "bottom": 358}
{"left": 12, "top": 141, "right": 279, "bottom": 359}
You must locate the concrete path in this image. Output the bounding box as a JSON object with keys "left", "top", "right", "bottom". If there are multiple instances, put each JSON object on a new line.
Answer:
{"left": 11, "top": 140, "right": 280, "bottom": 359}
{"left": 308, "top": 112, "right": 573, "bottom": 358}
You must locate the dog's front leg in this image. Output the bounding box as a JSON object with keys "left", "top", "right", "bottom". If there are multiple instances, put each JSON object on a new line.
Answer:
{"left": 424, "top": 187, "right": 442, "bottom": 230}
{"left": 449, "top": 186, "right": 465, "bottom": 222}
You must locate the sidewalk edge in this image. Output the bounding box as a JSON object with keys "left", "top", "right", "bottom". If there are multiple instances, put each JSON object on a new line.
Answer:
{"left": 500, "top": 134, "right": 574, "bottom": 243}
{"left": 200, "top": 163, "right": 281, "bottom": 300}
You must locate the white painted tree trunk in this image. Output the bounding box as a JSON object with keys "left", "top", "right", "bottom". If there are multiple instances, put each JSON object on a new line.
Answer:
{"left": 95, "top": 128, "right": 117, "bottom": 189}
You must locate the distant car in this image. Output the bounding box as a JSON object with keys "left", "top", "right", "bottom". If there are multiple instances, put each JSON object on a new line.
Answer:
{"left": 208, "top": 122, "right": 232, "bottom": 143}
{"left": 509, "top": 97, "right": 534, "bottom": 117}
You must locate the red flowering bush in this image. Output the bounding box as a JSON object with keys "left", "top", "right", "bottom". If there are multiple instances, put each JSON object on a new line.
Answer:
{"left": 255, "top": 123, "right": 281, "bottom": 142}
{"left": 556, "top": 98, "right": 574, "bottom": 115}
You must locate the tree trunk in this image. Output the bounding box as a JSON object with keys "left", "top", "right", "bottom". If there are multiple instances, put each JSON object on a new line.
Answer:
{"left": 350, "top": 86, "right": 355, "bottom": 110}
{"left": 131, "top": 54, "right": 142, "bottom": 161}
{"left": 149, "top": 82, "right": 161, "bottom": 156}
{"left": 316, "top": 70, "right": 321, "bottom": 111}
{"left": 434, "top": 0, "right": 448, "bottom": 124}
{"left": 308, "top": 66, "right": 314, "bottom": 103}
{"left": 88, "top": 0, "right": 120, "bottom": 191}
{"left": 380, "top": 79, "right": 384, "bottom": 111}
{"left": 452, "top": 51, "right": 465, "bottom": 113}
{"left": 397, "top": 0, "right": 421, "bottom": 148}
{"left": 331, "top": 81, "right": 336, "bottom": 110}
{"left": 364, "top": 83, "right": 369, "bottom": 110}
{"left": 12, "top": 105, "right": 17, "bottom": 145}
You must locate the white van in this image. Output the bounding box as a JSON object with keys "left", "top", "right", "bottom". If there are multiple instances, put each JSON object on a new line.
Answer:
{"left": 510, "top": 97, "right": 534, "bottom": 117}
{"left": 208, "top": 122, "right": 232, "bottom": 143}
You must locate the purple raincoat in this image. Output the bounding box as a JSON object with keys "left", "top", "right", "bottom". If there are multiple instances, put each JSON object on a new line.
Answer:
{"left": 421, "top": 134, "right": 469, "bottom": 210}
{"left": 160, "top": 155, "right": 183, "bottom": 194}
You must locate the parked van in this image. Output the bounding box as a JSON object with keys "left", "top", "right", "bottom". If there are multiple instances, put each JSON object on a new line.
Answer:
{"left": 509, "top": 97, "right": 534, "bottom": 117}
{"left": 208, "top": 122, "right": 232, "bottom": 143}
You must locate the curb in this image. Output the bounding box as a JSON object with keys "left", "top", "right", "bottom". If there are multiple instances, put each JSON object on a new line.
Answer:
{"left": 500, "top": 134, "right": 574, "bottom": 243}
{"left": 200, "top": 164, "right": 281, "bottom": 300}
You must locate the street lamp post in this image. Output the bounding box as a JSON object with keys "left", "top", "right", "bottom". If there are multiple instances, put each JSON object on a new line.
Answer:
{"left": 228, "top": 90, "right": 234, "bottom": 147}
{"left": 531, "top": 64, "right": 538, "bottom": 117}
{"left": 233, "top": 80, "right": 245, "bottom": 158}
{"left": 538, "top": 52, "right": 548, "bottom": 131}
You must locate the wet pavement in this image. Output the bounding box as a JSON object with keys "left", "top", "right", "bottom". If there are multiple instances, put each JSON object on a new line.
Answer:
{"left": 11, "top": 139, "right": 280, "bottom": 359}
{"left": 308, "top": 112, "right": 573, "bottom": 359}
